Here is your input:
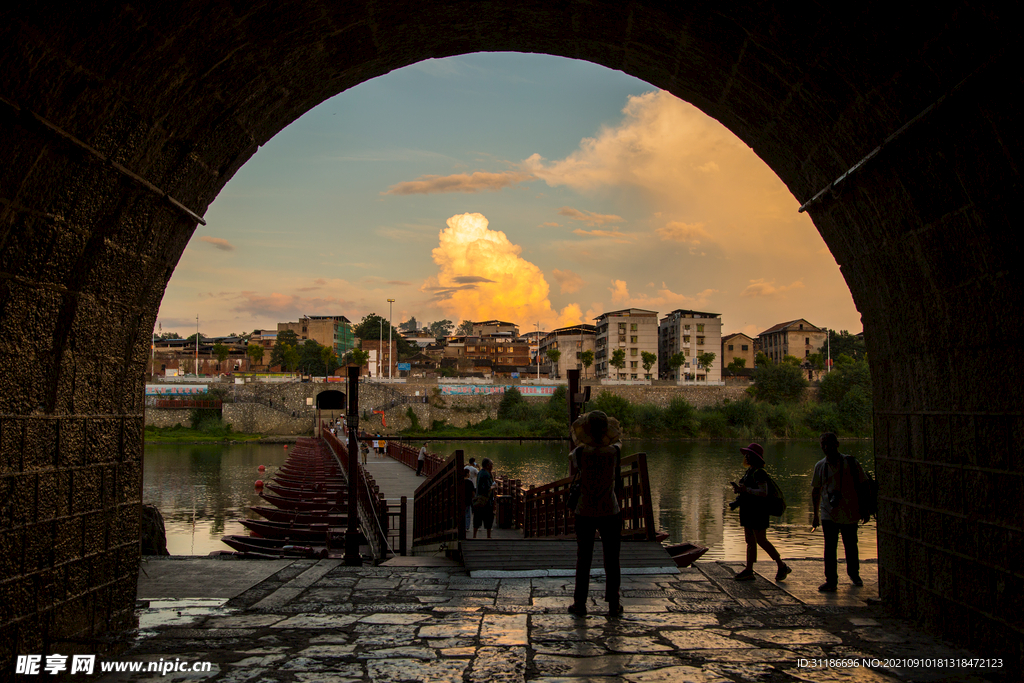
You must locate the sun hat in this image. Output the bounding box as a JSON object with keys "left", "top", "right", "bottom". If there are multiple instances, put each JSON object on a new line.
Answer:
{"left": 571, "top": 411, "right": 622, "bottom": 448}
{"left": 740, "top": 443, "right": 765, "bottom": 467}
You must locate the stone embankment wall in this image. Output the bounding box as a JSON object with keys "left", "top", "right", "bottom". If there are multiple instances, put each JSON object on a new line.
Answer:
{"left": 144, "top": 380, "right": 757, "bottom": 435}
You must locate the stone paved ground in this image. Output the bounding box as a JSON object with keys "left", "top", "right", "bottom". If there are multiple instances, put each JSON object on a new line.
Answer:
{"left": 93, "top": 558, "right": 1008, "bottom": 683}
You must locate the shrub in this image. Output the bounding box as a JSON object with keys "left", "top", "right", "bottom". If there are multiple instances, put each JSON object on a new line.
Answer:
{"left": 664, "top": 397, "right": 698, "bottom": 436}
{"left": 698, "top": 410, "right": 731, "bottom": 438}
{"left": 589, "top": 391, "right": 630, "bottom": 424}
{"left": 751, "top": 362, "right": 808, "bottom": 404}
{"left": 405, "top": 406, "right": 420, "bottom": 431}
{"left": 630, "top": 403, "right": 664, "bottom": 434}
{"left": 721, "top": 398, "right": 758, "bottom": 428}
{"left": 497, "top": 387, "right": 524, "bottom": 419}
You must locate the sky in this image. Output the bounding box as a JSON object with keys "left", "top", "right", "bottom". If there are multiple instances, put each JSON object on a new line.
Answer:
{"left": 158, "top": 52, "right": 862, "bottom": 340}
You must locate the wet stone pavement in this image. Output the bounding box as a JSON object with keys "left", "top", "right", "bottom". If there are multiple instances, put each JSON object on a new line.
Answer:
{"left": 101, "top": 558, "right": 1005, "bottom": 683}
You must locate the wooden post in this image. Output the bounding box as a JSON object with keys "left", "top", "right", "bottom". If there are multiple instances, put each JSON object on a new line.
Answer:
{"left": 344, "top": 365, "right": 362, "bottom": 566}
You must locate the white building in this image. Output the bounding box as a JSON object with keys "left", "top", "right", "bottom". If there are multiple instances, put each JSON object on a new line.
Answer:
{"left": 658, "top": 309, "right": 723, "bottom": 382}
{"left": 594, "top": 309, "right": 659, "bottom": 380}
{"left": 538, "top": 325, "right": 597, "bottom": 379}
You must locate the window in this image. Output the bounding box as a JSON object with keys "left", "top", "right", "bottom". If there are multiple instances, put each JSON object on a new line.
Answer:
{"left": 697, "top": 324, "right": 704, "bottom": 332}
{"left": 630, "top": 348, "right": 638, "bottom": 356}
{"left": 684, "top": 349, "right": 690, "bottom": 357}
{"left": 805, "top": 337, "right": 810, "bottom": 344}
{"left": 630, "top": 361, "right": 638, "bottom": 368}
{"left": 683, "top": 335, "right": 690, "bottom": 343}
{"left": 631, "top": 374, "right": 638, "bottom": 380}
{"left": 630, "top": 336, "right": 637, "bottom": 343}
{"left": 697, "top": 337, "right": 705, "bottom": 345}
{"left": 684, "top": 324, "right": 690, "bottom": 331}
{"left": 741, "top": 344, "right": 748, "bottom": 351}
{"left": 728, "top": 344, "right": 734, "bottom": 351}
{"left": 805, "top": 350, "right": 810, "bottom": 357}
{"left": 619, "top": 323, "right": 627, "bottom": 331}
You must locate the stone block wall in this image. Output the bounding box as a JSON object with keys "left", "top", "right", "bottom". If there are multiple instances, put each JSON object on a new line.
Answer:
{"left": 144, "top": 409, "right": 192, "bottom": 428}
{"left": 875, "top": 412, "right": 1024, "bottom": 662}
{"left": 222, "top": 404, "right": 314, "bottom": 436}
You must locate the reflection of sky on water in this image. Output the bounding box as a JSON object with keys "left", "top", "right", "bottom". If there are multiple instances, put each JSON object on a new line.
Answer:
{"left": 144, "top": 439, "right": 875, "bottom": 561}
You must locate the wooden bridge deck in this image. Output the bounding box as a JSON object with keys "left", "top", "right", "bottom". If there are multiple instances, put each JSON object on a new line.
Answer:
{"left": 462, "top": 538, "right": 679, "bottom": 577}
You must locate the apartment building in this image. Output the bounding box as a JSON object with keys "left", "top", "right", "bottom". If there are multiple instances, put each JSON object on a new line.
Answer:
{"left": 538, "top": 324, "right": 597, "bottom": 378}
{"left": 594, "top": 309, "right": 659, "bottom": 380}
{"left": 470, "top": 320, "right": 519, "bottom": 338}
{"left": 658, "top": 309, "right": 723, "bottom": 381}
{"left": 443, "top": 335, "right": 532, "bottom": 374}
{"left": 277, "top": 315, "right": 355, "bottom": 356}
{"left": 757, "top": 319, "right": 826, "bottom": 364}
{"left": 361, "top": 339, "right": 398, "bottom": 378}
{"left": 722, "top": 332, "right": 755, "bottom": 371}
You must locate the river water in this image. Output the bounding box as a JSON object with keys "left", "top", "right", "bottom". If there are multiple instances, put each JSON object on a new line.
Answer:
{"left": 144, "top": 439, "right": 876, "bottom": 561}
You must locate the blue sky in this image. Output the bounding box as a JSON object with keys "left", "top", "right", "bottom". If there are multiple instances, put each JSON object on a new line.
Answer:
{"left": 159, "top": 52, "right": 861, "bottom": 339}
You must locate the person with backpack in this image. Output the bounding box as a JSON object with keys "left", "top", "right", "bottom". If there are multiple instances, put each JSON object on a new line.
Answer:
{"left": 811, "top": 432, "right": 869, "bottom": 591}
{"left": 730, "top": 443, "right": 791, "bottom": 582}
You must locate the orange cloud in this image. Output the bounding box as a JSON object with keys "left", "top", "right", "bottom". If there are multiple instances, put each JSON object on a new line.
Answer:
{"left": 557, "top": 206, "right": 623, "bottom": 226}
{"left": 656, "top": 221, "right": 711, "bottom": 244}
{"left": 552, "top": 269, "right": 584, "bottom": 294}
{"left": 422, "top": 213, "right": 575, "bottom": 328}
{"left": 199, "top": 236, "right": 234, "bottom": 251}
{"left": 572, "top": 228, "right": 634, "bottom": 243}
{"left": 383, "top": 171, "right": 533, "bottom": 195}
{"left": 741, "top": 279, "right": 805, "bottom": 298}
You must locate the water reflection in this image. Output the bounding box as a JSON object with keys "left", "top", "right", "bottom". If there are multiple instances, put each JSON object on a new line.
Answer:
{"left": 143, "top": 443, "right": 291, "bottom": 555}
{"left": 431, "top": 439, "right": 876, "bottom": 561}
{"left": 143, "top": 439, "right": 875, "bottom": 561}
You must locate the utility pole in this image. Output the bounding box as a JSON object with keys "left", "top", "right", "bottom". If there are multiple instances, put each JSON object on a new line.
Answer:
{"left": 387, "top": 298, "right": 395, "bottom": 381}
{"left": 195, "top": 315, "right": 199, "bottom": 376}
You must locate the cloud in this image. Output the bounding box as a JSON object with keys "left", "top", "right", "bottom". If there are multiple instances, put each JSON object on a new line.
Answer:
{"left": 199, "top": 236, "right": 234, "bottom": 251}
{"left": 557, "top": 207, "right": 623, "bottom": 226}
{"left": 539, "top": 222, "right": 561, "bottom": 228}
{"left": 231, "top": 291, "right": 354, "bottom": 319}
{"left": 551, "top": 269, "right": 584, "bottom": 294}
{"left": 740, "top": 279, "right": 805, "bottom": 298}
{"left": 383, "top": 170, "right": 533, "bottom": 195}
{"left": 656, "top": 221, "right": 711, "bottom": 244}
{"left": 605, "top": 279, "right": 718, "bottom": 311}
{"left": 452, "top": 275, "right": 497, "bottom": 285}
{"left": 297, "top": 278, "right": 328, "bottom": 292}
{"left": 422, "top": 213, "right": 570, "bottom": 328}
{"left": 572, "top": 228, "right": 634, "bottom": 243}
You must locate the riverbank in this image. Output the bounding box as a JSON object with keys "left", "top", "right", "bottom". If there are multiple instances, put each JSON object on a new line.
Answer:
{"left": 144, "top": 425, "right": 300, "bottom": 444}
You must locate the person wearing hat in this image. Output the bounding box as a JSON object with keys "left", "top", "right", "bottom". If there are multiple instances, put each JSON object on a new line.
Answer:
{"left": 567, "top": 411, "right": 625, "bottom": 617}
{"left": 730, "top": 443, "right": 791, "bottom": 582}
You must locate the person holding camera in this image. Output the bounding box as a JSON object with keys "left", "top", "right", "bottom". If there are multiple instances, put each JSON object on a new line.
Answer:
{"left": 730, "top": 443, "right": 791, "bottom": 582}
{"left": 811, "top": 432, "right": 869, "bottom": 591}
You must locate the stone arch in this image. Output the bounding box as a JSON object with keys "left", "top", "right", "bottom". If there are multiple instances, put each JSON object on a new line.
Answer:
{"left": 0, "top": 1, "right": 1020, "bottom": 668}
{"left": 315, "top": 390, "right": 347, "bottom": 412}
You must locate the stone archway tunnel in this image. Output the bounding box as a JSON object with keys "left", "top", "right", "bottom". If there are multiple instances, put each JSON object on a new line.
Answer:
{"left": 0, "top": 1, "right": 1020, "bottom": 671}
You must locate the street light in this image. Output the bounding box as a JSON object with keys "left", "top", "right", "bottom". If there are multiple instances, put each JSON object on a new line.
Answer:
{"left": 387, "top": 298, "right": 395, "bottom": 380}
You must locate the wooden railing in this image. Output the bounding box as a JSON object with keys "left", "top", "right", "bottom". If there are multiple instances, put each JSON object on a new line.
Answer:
{"left": 321, "top": 424, "right": 408, "bottom": 560}
{"left": 411, "top": 449, "right": 466, "bottom": 550}
{"left": 523, "top": 452, "right": 657, "bottom": 540}
{"left": 385, "top": 440, "right": 445, "bottom": 477}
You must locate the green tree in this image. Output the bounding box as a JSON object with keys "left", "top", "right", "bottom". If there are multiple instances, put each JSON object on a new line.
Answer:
{"left": 456, "top": 320, "right": 473, "bottom": 335}
{"left": 580, "top": 349, "right": 594, "bottom": 378}
{"left": 609, "top": 348, "right": 626, "bottom": 377}
{"left": 344, "top": 348, "right": 370, "bottom": 371}
{"left": 546, "top": 349, "right": 561, "bottom": 377}
{"left": 751, "top": 362, "right": 808, "bottom": 404}
{"left": 213, "top": 343, "right": 230, "bottom": 369}
{"left": 727, "top": 356, "right": 747, "bottom": 373}
{"left": 820, "top": 329, "right": 867, "bottom": 362}
{"left": 641, "top": 351, "right": 657, "bottom": 378}
{"left": 590, "top": 391, "right": 630, "bottom": 423}
{"left": 755, "top": 351, "right": 772, "bottom": 367}
{"left": 353, "top": 313, "right": 389, "bottom": 340}
{"left": 668, "top": 352, "right": 686, "bottom": 379}
{"left": 782, "top": 354, "right": 802, "bottom": 367}
{"left": 497, "top": 386, "right": 525, "bottom": 419}
{"left": 398, "top": 317, "right": 418, "bottom": 332}
{"left": 819, "top": 358, "right": 871, "bottom": 404}
{"left": 808, "top": 353, "right": 825, "bottom": 372}
{"left": 696, "top": 351, "right": 716, "bottom": 380}
{"left": 277, "top": 329, "right": 299, "bottom": 346}
{"left": 430, "top": 319, "right": 455, "bottom": 338}
{"left": 246, "top": 343, "right": 265, "bottom": 370}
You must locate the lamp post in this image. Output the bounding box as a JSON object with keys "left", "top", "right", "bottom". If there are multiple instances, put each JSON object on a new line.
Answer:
{"left": 535, "top": 322, "right": 540, "bottom": 380}
{"left": 378, "top": 319, "right": 383, "bottom": 379}
{"left": 195, "top": 315, "right": 199, "bottom": 377}
{"left": 387, "top": 298, "right": 395, "bottom": 380}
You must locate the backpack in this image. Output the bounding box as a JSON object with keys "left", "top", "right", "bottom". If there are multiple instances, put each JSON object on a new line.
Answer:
{"left": 763, "top": 471, "right": 787, "bottom": 517}
{"left": 847, "top": 456, "right": 878, "bottom": 522}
